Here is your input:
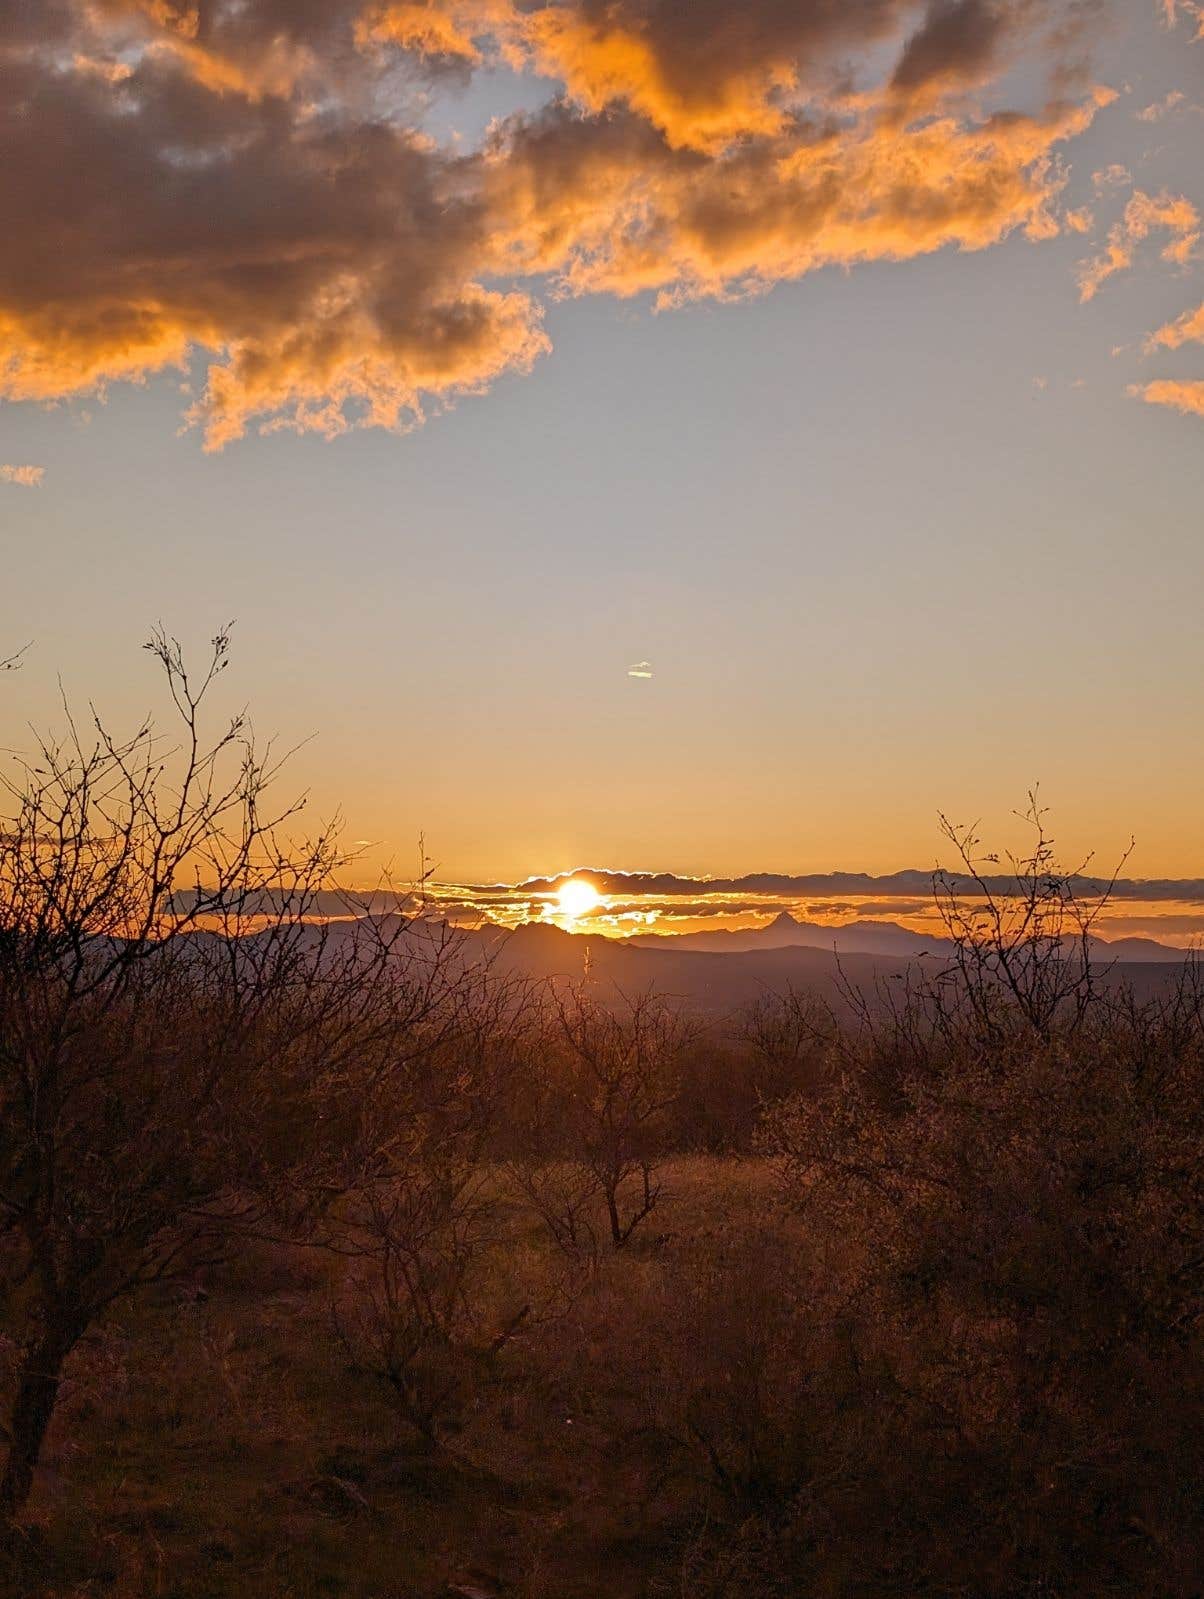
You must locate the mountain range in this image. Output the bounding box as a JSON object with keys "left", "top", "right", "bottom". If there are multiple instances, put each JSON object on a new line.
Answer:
{"left": 625, "top": 910, "right": 1188, "bottom": 964}
{"left": 422, "top": 915, "right": 1195, "bottom": 1022}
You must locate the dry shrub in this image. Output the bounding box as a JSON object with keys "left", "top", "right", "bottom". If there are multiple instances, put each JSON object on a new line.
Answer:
{"left": 505, "top": 988, "right": 700, "bottom": 1256}
{"left": 332, "top": 1157, "right": 532, "bottom": 1450}
{"left": 741, "top": 988, "right": 1204, "bottom": 1594}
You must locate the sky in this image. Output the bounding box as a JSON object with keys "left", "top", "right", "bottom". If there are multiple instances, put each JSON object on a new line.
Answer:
{"left": 2, "top": 0, "right": 1203, "bottom": 896}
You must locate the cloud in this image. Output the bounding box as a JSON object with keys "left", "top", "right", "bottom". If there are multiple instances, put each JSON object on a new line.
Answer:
{"left": 492, "top": 89, "right": 1107, "bottom": 310}
{"left": 1160, "top": 0, "right": 1204, "bottom": 38}
{"left": 1133, "top": 295, "right": 1204, "bottom": 429}
{"left": 627, "top": 661, "right": 654, "bottom": 679}
{"left": 501, "top": 0, "right": 1078, "bottom": 150}
{"left": 0, "top": 0, "right": 1116, "bottom": 448}
{"left": 842, "top": 898, "right": 932, "bottom": 916}
{"left": 0, "top": 10, "right": 550, "bottom": 450}
{"left": 1146, "top": 301, "right": 1204, "bottom": 350}
{"left": 1130, "top": 378, "right": 1204, "bottom": 417}
{"left": 890, "top": 0, "right": 1014, "bottom": 100}
{"left": 504, "top": 0, "right": 913, "bottom": 153}
{"left": 1137, "top": 89, "right": 1186, "bottom": 121}
{"left": 805, "top": 897, "right": 934, "bottom": 917}
{"left": 1092, "top": 163, "right": 1132, "bottom": 190}
{"left": 512, "top": 867, "right": 1204, "bottom": 903}
{"left": 1077, "top": 189, "right": 1200, "bottom": 300}
{"left": 1077, "top": 232, "right": 1132, "bottom": 302}
{"left": 0, "top": 464, "right": 45, "bottom": 487}
{"left": 356, "top": 2, "right": 484, "bottom": 65}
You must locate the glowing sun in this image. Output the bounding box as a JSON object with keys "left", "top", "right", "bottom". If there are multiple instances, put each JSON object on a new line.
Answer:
{"left": 556, "top": 878, "right": 602, "bottom": 919}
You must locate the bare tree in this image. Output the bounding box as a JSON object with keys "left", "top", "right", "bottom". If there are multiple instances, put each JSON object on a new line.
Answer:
{"left": 507, "top": 1151, "right": 604, "bottom": 1262}
{"left": 0, "top": 628, "right": 445, "bottom": 1517}
{"left": 739, "top": 984, "right": 835, "bottom": 1101}
{"left": 331, "top": 967, "right": 541, "bottom": 1449}
{"left": 932, "top": 788, "right": 1133, "bottom": 1039}
{"left": 530, "top": 988, "right": 698, "bottom": 1251}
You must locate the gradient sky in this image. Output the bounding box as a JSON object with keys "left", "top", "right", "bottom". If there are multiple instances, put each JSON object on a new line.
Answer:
{"left": 2, "top": 1, "right": 1203, "bottom": 885}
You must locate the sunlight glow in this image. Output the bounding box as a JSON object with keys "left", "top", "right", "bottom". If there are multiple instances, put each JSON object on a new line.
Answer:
{"left": 556, "top": 878, "right": 602, "bottom": 919}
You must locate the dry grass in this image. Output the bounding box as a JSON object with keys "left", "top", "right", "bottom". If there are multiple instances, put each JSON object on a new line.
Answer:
{"left": 8, "top": 1158, "right": 775, "bottom": 1599}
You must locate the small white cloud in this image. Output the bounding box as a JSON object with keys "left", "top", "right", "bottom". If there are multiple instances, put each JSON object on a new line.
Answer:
{"left": 627, "top": 660, "right": 654, "bottom": 680}
{"left": 0, "top": 464, "right": 45, "bottom": 487}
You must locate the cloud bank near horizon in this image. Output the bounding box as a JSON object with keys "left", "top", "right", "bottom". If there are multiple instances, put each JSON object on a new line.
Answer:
{"left": 490, "top": 866, "right": 1204, "bottom": 904}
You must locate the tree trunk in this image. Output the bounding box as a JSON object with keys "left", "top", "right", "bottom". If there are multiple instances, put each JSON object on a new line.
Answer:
{"left": 0, "top": 1327, "right": 74, "bottom": 1517}
{"left": 602, "top": 1179, "right": 622, "bottom": 1247}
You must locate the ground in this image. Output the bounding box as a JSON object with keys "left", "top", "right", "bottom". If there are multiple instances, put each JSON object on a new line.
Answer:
{"left": 7, "top": 1159, "right": 778, "bottom": 1599}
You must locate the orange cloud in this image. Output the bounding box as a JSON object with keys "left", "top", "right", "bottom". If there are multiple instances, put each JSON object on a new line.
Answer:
{"left": 0, "top": 0, "right": 1120, "bottom": 448}
{"left": 1127, "top": 189, "right": 1201, "bottom": 250}
{"left": 0, "top": 464, "right": 45, "bottom": 487}
{"left": 0, "top": 19, "right": 550, "bottom": 449}
{"left": 85, "top": 0, "right": 318, "bottom": 100}
{"left": 355, "top": 0, "right": 913, "bottom": 152}
{"left": 1092, "top": 163, "right": 1131, "bottom": 190}
{"left": 489, "top": 0, "right": 1064, "bottom": 152}
{"left": 185, "top": 285, "right": 549, "bottom": 453}
{"left": 1078, "top": 189, "right": 1200, "bottom": 301}
{"left": 1137, "top": 89, "right": 1186, "bottom": 121}
{"left": 491, "top": 91, "right": 1106, "bottom": 307}
{"left": 1077, "top": 231, "right": 1133, "bottom": 302}
{"left": 1160, "top": 0, "right": 1204, "bottom": 38}
{"left": 1130, "top": 379, "right": 1204, "bottom": 417}
{"left": 1146, "top": 301, "right": 1204, "bottom": 350}
{"left": 356, "top": 2, "right": 483, "bottom": 64}
{"left": 516, "top": 5, "right": 800, "bottom": 152}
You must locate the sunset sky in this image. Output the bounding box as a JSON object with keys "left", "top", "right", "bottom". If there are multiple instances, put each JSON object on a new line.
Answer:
{"left": 2, "top": 0, "right": 1203, "bottom": 891}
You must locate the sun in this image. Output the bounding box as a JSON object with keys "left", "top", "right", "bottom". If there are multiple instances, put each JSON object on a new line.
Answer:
{"left": 556, "top": 878, "right": 602, "bottom": 919}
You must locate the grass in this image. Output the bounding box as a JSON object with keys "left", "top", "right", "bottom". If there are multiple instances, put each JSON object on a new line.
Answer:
{"left": 9, "top": 1158, "right": 777, "bottom": 1599}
